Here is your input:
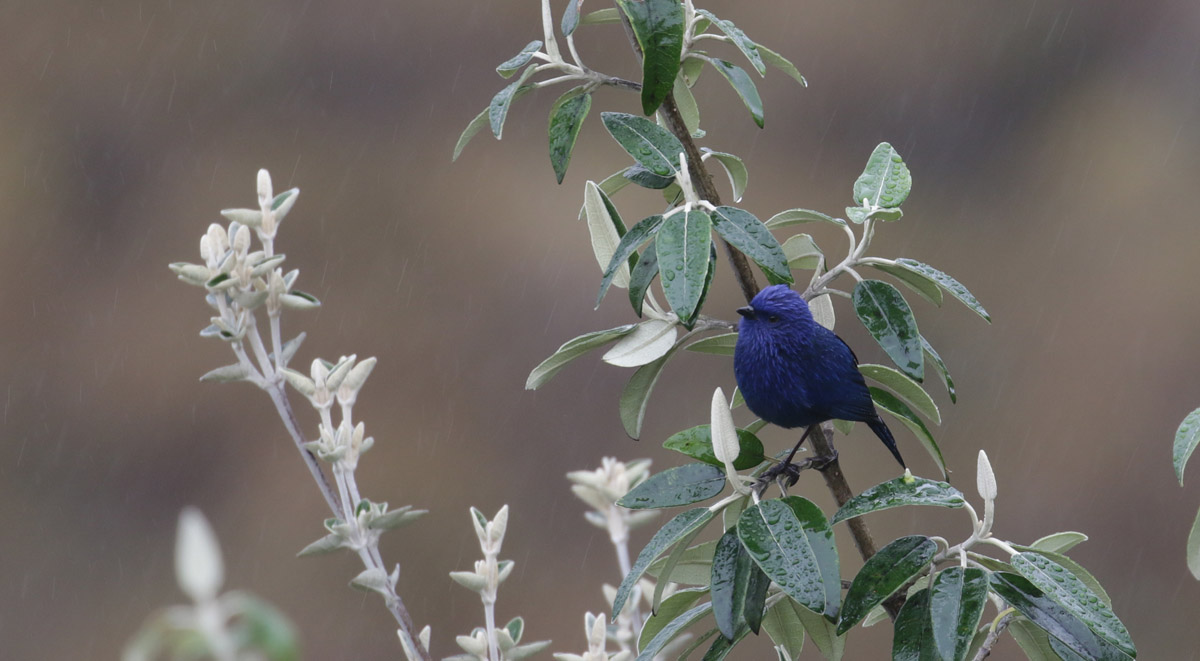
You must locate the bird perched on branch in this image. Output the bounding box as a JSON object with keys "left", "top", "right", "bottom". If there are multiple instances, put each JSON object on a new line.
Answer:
{"left": 733, "top": 284, "right": 905, "bottom": 479}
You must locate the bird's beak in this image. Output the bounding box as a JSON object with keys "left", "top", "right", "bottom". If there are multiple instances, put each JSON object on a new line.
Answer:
{"left": 736, "top": 306, "right": 755, "bottom": 319}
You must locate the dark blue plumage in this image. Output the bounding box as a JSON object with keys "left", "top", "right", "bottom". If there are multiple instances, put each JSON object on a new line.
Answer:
{"left": 733, "top": 284, "right": 905, "bottom": 468}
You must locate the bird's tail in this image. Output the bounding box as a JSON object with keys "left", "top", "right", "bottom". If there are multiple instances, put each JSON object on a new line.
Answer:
{"left": 867, "top": 416, "right": 906, "bottom": 468}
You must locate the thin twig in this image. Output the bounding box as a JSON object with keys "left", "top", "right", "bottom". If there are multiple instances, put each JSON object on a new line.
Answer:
{"left": 971, "top": 611, "right": 1016, "bottom": 661}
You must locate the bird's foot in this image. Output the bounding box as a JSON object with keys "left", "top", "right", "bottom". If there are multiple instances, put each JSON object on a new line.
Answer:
{"left": 801, "top": 448, "right": 839, "bottom": 472}
{"left": 753, "top": 449, "right": 840, "bottom": 496}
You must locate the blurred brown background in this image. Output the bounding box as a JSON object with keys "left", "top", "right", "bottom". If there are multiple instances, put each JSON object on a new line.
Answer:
{"left": 3, "top": 0, "right": 1200, "bottom": 658}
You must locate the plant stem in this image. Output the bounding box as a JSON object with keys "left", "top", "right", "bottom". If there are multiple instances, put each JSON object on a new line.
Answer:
{"left": 971, "top": 611, "right": 1016, "bottom": 661}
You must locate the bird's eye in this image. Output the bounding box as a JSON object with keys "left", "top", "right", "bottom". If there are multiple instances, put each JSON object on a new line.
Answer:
{"left": 767, "top": 314, "right": 780, "bottom": 324}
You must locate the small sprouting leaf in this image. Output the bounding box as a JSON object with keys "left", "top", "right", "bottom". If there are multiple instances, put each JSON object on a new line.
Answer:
{"left": 1030, "top": 532, "right": 1089, "bottom": 554}
{"left": 837, "top": 535, "right": 936, "bottom": 634}
{"left": 709, "top": 206, "right": 791, "bottom": 285}
{"left": 853, "top": 280, "right": 923, "bottom": 381}
{"left": 525, "top": 324, "right": 637, "bottom": 390}
{"left": 738, "top": 497, "right": 840, "bottom": 620}
{"left": 583, "top": 181, "right": 630, "bottom": 288}
{"left": 602, "top": 318, "right": 678, "bottom": 367}
{"left": 1189, "top": 506, "right": 1200, "bottom": 580}
{"left": 871, "top": 388, "right": 946, "bottom": 478}
{"left": 496, "top": 40, "right": 543, "bottom": 78}
{"left": 990, "top": 572, "right": 1133, "bottom": 661}
{"left": 859, "top": 364, "right": 941, "bottom": 424}
{"left": 628, "top": 240, "right": 659, "bottom": 317}
{"left": 704, "top": 150, "right": 749, "bottom": 202}
{"left": 561, "top": 0, "right": 584, "bottom": 36}
{"left": 705, "top": 57, "right": 764, "bottom": 128}
{"left": 921, "top": 336, "right": 957, "bottom": 403}
{"left": 613, "top": 507, "right": 714, "bottom": 617}
{"left": 601, "top": 112, "right": 685, "bottom": 177}
{"left": 489, "top": 65, "right": 537, "bottom": 139}
{"left": 1174, "top": 407, "right": 1200, "bottom": 485}
{"left": 894, "top": 258, "right": 990, "bottom": 322}
{"left": 624, "top": 164, "right": 677, "bottom": 189}
{"left": 618, "top": 463, "right": 726, "bottom": 509}
{"left": 1011, "top": 553, "right": 1135, "bottom": 656}
{"left": 852, "top": 142, "right": 911, "bottom": 209}
{"left": 548, "top": 89, "right": 592, "bottom": 184}
{"left": 619, "top": 330, "right": 692, "bottom": 439}
{"left": 695, "top": 10, "right": 765, "bottom": 75}
{"left": 831, "top": 475, "right": 964, "bottom": 524}
{"left": 614, "top": 0, "right": 684, "bottom": 115}
{"left": 663, "top": 424, "right": 767, "bottom": 472}
{"left": 349, "top": 567, "right": 392, "bottom": 595}
{"left": 928, "top": 568, "right": 989, "bottom": 661}
{"left": 639, "top": 588, "right": 709, "bottom": 651}
{"left": 199, "top": 363, "right": 253, "bottom": 383}
{"left": 656, "top": 210, "right": 713, "bottom": 323}
{"left": 782, "top": 234, "right": 823, "bottom": 271}
{"left": 867, "top": 260, "right": 944, "bottom": 306}
{"left": 757, "top": 43, "right": 808, "bottom": 86}
{"left": 598, "top": 214, "right": 664, "bottom": 306}
{"left": 176, "top": 508, "right": 224, "bottom": 602}
{"left": 765, "top": 208, "right": 845, "bottom": 229}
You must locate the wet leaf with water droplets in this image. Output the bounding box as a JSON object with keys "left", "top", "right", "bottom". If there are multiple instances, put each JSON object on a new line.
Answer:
{"left": 838, "top": 535, "right": 935, "bottom": 634}
{"left": 832, "top": 475, "right": 964, "bottom": 525}
{"left": 617, "top": 463, "right": 726, "bottom": 509}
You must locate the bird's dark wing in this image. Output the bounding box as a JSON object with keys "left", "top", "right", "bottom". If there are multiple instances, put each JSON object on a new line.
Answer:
{"left": 835, "top": 334, "right": 860, "bottom": 365}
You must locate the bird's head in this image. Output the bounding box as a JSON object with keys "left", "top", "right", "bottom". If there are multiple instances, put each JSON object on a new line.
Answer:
{"left": 736, "top": 284, "right": 814, "bottom": 333}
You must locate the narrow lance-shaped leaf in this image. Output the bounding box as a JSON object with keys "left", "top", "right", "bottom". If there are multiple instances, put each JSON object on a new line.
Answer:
{"left": 695, "top": 10, "right": 765, "bottom": 75}
{"left": 548, "top": 89, "right": 592, "bottom": 184}
{"left": 709, "top": 206, "right": 791, "bottom": 285}
{"left": 853, "top": 279, "right": 923, "bottom": 381}
{"left": 601, "top": 111, "right": 685, "bottom": 177}
{"left": 580, "top": 7, "right": 620, "bottom": 26}
{"left": 656, "top": 210, "right": 713, "bottom": 324}
{"left": 704, "top": 57, "right": 764, "bottom": 128}
{"left": 1010, "top": 553, "right": 1135, "bottom": 657}
{"left": 619, "top": 329, "right": 696, "bottom": 439}
{"left": 561, "top": 0, "right": 583, "bottom": 36}
{"left": 489, "top": 65, "right": 538, "bottom": 139}
{"left": 859, "top": 363, "right": 941, "bottom": 424}
{"left": 832, "top": 475, "right": 964, "bottom": 524}
{"left": 601, "top": 317, "right": 677, "bottom": 367}
{"left": 710, "top": 530, "right": 748, "bottom": 640}
{"left": 597, "top": 214, "right": 664, "bottom": 306}
{"left": 853, "top": 142, "right": 911, "bottom": 208}
{"left": 525, "top": 324, "right": 636, "bottom": 390}
{"left": 990, "top": 572, "right": 1133, "bottom": 661}
{"left": 1174, "top": 407, "right": 1200, "bottom": 485}
{"left": 637, "top": 602, "right": 713, "bottom": 661}
{"left": 757, "top": 43, "right": 808, "bottom": 86}
{"left": 766, "top": 208, "right": 846, "bottom": 229}
{"left": 704, "top": 150, "right": 748, "bottom": 202}
{"left": 673, "top": 70, "right": 702, "bottom": 137}
{"left": 628, "top": 239, "right": 659, "bottom": 317}
{"left": 871, "top": 387, "right": 946, "bottom": 478}
{"left": 928, "top": 568, "right": 989, "bottom": 661}
{"left": 921, "top": 335, "right": 957, "bottom": 403}
{"left": 638, "top": 588, "right": 709, "bottom": 651}
{"left": 617, "top": 463, "right": 726, "bottom": 509}
{"left": 838, "top": 535, "right": 936, "bottom": 634}
{"left": 1189, "top": 505, "right": 1200, "bottom": 580}
{"left": 613, "top": 507, "right": 714, "bottom": 617}
{"left": 623, "top": 164, "right": 676, "bottom": 189}
{"left": 583, "top": 181, "right": 630, "bottom": 288}
{"left": 496, "top": 40, "right": 543, "bottom": 78}
{"left": 614, "top": 0, "right": 684, "bottom": 115}
{"left": 894, "top": 258, "right": 990, "bottom": 322}
{"left": 891, "top": 588, "right": 934, "bottom": 661}
{"left": 866, "top": 260, "right": 944, "bottom": 306}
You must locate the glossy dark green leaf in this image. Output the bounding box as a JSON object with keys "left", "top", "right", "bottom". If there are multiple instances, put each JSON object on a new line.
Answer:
{"left": 656, "top": 210, "right": 712, "bottom": 324}
{"left": 561, "top": 0, "right": 583, "bottom": 36}
{"left": 928, "top": 568, "right": 988, "bottom": 661}
{"left": 601, "top": 112, "right": 685, "bottom": 177}
{"left": 597, "top": 214, "right": 664, "bottom": 306}
{"left": 547, "top": 89, "right": 592, "bottom": 184}
{"left": 711, "top": 530, "right": 749, "bottom": 639}
{"left": 871, "top": 388, "right": 947, "bottom": 479}
{"left": 695, "top": 10, "right": 765, "bottom": 75}
{"left": 838, "top": 536, "right": 936, "bottom": 634}
{"left": 738, "top": 497, "right": 840, "bottom": 620}
{"left": 757, "top": 43, "right": 808, "bottom": 86}
{"left": 1013, "top": 547, "right": 1110, "bottom": 606}
{"left": 617, "top": 462, "right": 726, "bottom": 509}
{"left": 489, "top": 65, "right": 537, "bottom": 139}
{"left": 496, "top": 40, "right": 543, "bottom": 78}
{"left": 990, "top": 572, "right": 1133, "bottom": 661}
{"left": 743, "top": 560, "right": 771, "bottom": 634}
{"left": 636, "top": 602, "right": 713, "bottom": 661}
{"left": 853, "top": 142, "right": 911, "bottom": 208}
{"left": 704, "top": 150, "right": 748, "bottom": 202}
{"left": 628, "top": 239, "right": 658, "bottom": 317}
{"left": 710, "top": 206, "right": 792, "bottom": 285}
{"left": 615, "top": 0, "right": 684, "bottom": 115}
{"left": 765, "top": 208, "right": 846, "bottom": 229}
{"left": 706, "top": 57, "right": 764, "bottom": 128}
{"left": 921, "top": 336, "right": 956, "bottom": 403}
{"left": 1011, "top": 553, "right": 1134, "bottom": 656}
{"left": 681, "top": 239, "right": 718, "bottom": 329}
{"left": 619, "top": 328, "right": 694, "bottom": 439}
{"left": 761, "top": 598, "right": 807, "bottom": 660}
{"left": 1174, "top": 408, "right": 1200, "bottom": 485}
{"left": 832, "top": 476, "right": 964, "bottom": 524}
{"left": 853, "top": 279, "right": 923, "bottom": 381}
{"left": 638, "top": 588, "right": 709, "bottom": 651}
{"left": 892, "top": 587, "right": 934, "bottom": 661}
{"left": 662, "top": 424, "right": 767, "bottom": 471}
{"left": 860, "top": 364, "right": 941, "bottom": 424}
{"left": 525, "top": 324, "right": 637, "bottom": 389}
{"left": 868, "top": 261, "right": 944, "bottom": 306}
{"left": 623, "top": 164, "right": 676, "bottom": 189}
{"left": 894, "top": 259, "right": 990, "bottom": 322}
{"left": 613, "top": 507, "right": 714, "bottom": 617}
{"left": 701, "top": 624, "right": 750, "bottom": 660}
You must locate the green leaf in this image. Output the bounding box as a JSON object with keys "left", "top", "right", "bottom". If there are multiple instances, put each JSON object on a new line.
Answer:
{"left": 860, "top": 364, "right": 941, "bottom": 424}
{"left": 1010, "top": 553, "right": 1134, "bottom": 656}
{"left": 685, "top": 331, "right": 737, "bottom": 356}
{"left": 681, "top": 54, "right": 706, "bottom": 85}
{"left": 199, "top": 363, "right": 253, "bottom": 383}
{"left": 838, "top": 535, "right": 936, "bottom": 634}
{"left": 867, "top": 261, "right": 944, "bottom": 306}
{"left": 548, "top": 89, "right": 592, "bottom": 184}
{"left": 663, "top": 424, "right": 767, "bottom": 471}
{"left": 618, "top": 462, "right": 726, "bottom": 509}
{"left": 583, "top": 181, "right": 631, "bottom": 288}
{"left": 846, "top": 205, "right": 904, "bottom": 224}
{"left": 765, "top": 208, "right": 846, "bottom": 229}
{"left": 496, "top": 40, "right": 542, "bottom": 78}
{"left": 673, "top": 70, "right": 702, "bottom": 137}
{"left": 1010, "top": 617, "right": 1074, "bottom": 661}
{"left": 657, "top": 210, "right": 713, "bottom": 323}
{"left": 623, "top": 164, "right": 676, "bottom": 189}
{"left": 614, "top": 0, "right": 684, "bottom": 115}
{"left": 453, "top": 105, "right": 488, "bottom": 161}
{"left": 561, "top": 0, "right": 583, "bottom": 36}
{"left": 852, "top": 142, "right": 911, "bottom": 208}
{"left": 579, "top": 7, "right": 619, "bottom": 26}
{"left": 704, "top": 150, "right": 749, "bottom": 202}
{"left": 684, "top": 240, "right": 719, "bottom": 329}
{"left": 600, "top": 111, "right": 685, "bottom": 177}
{"left": 647, "top": 539, "right": 718, "bottom": 585}
{"left": 711, "top": 530, "right": 750, "bottom": 639}
{"left": 489, "top": 65, "right": 537, "bottom": 139}
{"left": 637, "top": 603, "right": 714, "bottom": 661}
{"left": 1174, "top": 408, "right": 1200, "bottom": 485}
{"left": 928, "top": 568, "right": 989, "bottom": 661}
{"left": 1030, "top": 532, "right": 1089, "bottom": 554}
{"left": 894, "top": 259, "right": 991, "bottom": 322}
{"left": 990, "top": 572, "right": 1134, "bottom": 661}
{"left": 782, "top": 234, "right": 823, "bottom": 271}
{"left": 695, "top": 10, "right": 765, "bottom": 75}
{"left": 871, "top": 387, "right": 946, "bottom": 478}
{"left": 757, "top": 43, "right": 808, "bottom": 86}
{"left": 1011, "top": 547, "right": 1111, "bottom": 607}
{"left": 639, "top": 588, "right": 709, "bottom": 651}
{"left": 700, "top": 623, "right": 750, "bottom": 660}
{"left": 1190, "top": 506, "right": 1200, "bottom": 581}
{"left": 613, "top": 508, "right": 714, "bottom": 617}
{"left": 505, "top": 616, "right": 524, "bottom": 644}
{"left": 710, "top": 206, "right": 792, "bottom": 285}
{"left": 891, "top": 587, "right": 934, "bottom": 660}
{"left": 737, "top": 497, "right": 840, "bottom": 620}
{"left": 853, "top": 280, "right": 923, "bottom": 381}
{"left": 761, "top": 599, "right": 807, "bottom": 661}
{"left": 921, "top": 336, "right": 956, "bottom": 403}
{"left": 832, "top": 475, "right": 964, "bottom": 524}
{"left": 227, "top": 593, "right": 301, "bottom": 661}
{"left": 597, "top": 214, "right": 664, "bottom": 306}
{"left": 833, "top": 418, "right": 855, "bottom": 436}
{"left": 619, "top": 329, "right": 694, "bottom": 439}
{"left": 705, "top": 57, "right": 764, "bottom": 128}
{"left": 653, "top": 514, "right": 717, "bottom": 611}
{"left": 628, "top": 239, "right": 659, "bottom": 317}
{"left": 525, "top": 325, "right": 638, "bottom": 390}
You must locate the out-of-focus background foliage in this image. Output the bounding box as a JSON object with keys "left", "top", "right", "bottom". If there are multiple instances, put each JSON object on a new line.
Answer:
{"left": 4, "top": 0, "right": 1200, "bottom": 658}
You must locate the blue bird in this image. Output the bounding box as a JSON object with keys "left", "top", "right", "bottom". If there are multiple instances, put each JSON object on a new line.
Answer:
{"left": 734, "top": 284, "right": 905, "bottom": 473}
